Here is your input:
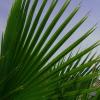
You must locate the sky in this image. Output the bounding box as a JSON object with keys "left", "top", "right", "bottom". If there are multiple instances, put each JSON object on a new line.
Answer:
{"left": 0, "top": 0, "right": 100, "bottom": 55}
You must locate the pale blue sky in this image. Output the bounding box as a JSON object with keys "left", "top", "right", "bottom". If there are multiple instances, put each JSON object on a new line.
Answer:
{"left": 0, "top": 0, "right": 100, "bottom": 54}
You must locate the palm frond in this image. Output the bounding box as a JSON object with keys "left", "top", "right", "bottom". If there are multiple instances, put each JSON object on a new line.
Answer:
{"left": 0, "top": 0, "right": 100, "bottom": 100}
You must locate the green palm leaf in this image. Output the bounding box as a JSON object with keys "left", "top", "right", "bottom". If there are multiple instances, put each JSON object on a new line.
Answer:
{"left": 0, "top": 0, "right": 100, "bottom": 100}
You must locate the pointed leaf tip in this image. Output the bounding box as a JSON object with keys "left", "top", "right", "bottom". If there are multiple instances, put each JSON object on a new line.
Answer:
{"left": 85, "top": 10, "right": 92, "bottom": 17}
{"left": 78, "top": 0, "right": 83, "bottom": 6}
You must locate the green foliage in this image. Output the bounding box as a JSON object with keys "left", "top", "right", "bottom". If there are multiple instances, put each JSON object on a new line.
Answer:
{"left": 0, "top": 0, "right": 100, "bottom": 100}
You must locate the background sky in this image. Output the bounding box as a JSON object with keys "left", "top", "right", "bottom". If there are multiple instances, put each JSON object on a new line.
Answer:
{"left": 0, "top": 0, "right": 100, "bottom": 55}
